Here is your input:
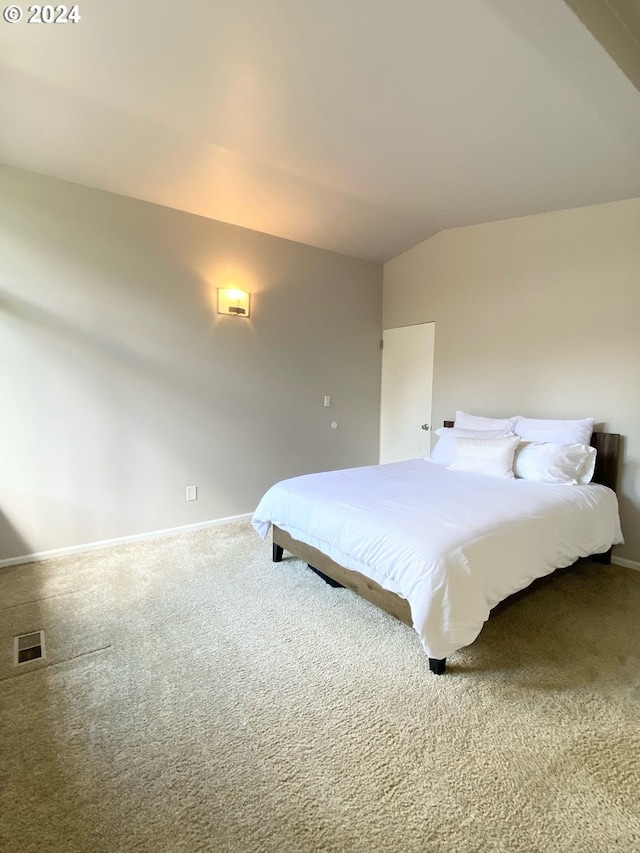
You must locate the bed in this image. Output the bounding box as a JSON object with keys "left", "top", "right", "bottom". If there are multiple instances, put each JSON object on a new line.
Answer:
{"left": 252, "top": 423, "right": 622, "bottom": 674}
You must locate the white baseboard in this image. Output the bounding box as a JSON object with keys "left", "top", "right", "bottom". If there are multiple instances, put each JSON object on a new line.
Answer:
{"left": 612, "top": 556, "right": 640, "bottom": 571}
{"left": 3, "top": 521, "right": 638, "bottom": 574}
{"left": 0, "top": 513, "right": 253, "bottom": 569}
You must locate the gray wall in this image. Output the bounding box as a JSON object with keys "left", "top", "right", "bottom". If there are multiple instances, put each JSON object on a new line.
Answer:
{"left": 384, "top": 198, "right": 640, "bottom": 564}
{"left": 0, "top": 167, "right": 383, "bottom": 559}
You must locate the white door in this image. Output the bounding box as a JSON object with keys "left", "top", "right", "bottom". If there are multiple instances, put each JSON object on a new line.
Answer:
{"left": 379, "top": 322, "right": 435, "bottom": 463}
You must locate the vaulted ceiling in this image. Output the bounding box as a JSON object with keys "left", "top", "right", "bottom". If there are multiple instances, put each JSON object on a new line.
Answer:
{"left": 1, "top": 0, "right": 639, "bottom": 262}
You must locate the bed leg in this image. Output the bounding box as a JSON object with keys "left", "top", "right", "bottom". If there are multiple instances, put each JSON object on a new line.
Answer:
{"left": 590, "top": 548, "right": 612, "bottom": 565}
{"left": 307, "top": 565, "right": 345, "bottom": 588}
{"left": 429, "top": 657, "right": 446, "bottom": 675}
{"left": 273, "top": 543, "right": 284, "bottom": 562}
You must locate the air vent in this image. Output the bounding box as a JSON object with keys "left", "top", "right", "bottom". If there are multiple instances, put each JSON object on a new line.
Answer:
{"left": 14, "top": 631, "right": 46, "bottom": 666}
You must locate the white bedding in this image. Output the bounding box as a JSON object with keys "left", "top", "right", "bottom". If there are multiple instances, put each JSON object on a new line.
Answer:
{"left": 252, "top": 460, "right": 623, "bottom": 660}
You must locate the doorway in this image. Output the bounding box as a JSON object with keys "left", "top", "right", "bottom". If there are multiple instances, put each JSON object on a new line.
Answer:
{"left": 379, "top": 322, "right": 435, "bottom": 463}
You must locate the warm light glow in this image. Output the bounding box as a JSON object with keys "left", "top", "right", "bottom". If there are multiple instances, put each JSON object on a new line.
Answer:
{"left": 217, "top": 288, "right": 251, "bottom": 317}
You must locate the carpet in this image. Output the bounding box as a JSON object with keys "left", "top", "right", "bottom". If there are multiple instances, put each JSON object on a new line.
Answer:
{"left": 1, "top": 520, "right": 638, "bottom": 853}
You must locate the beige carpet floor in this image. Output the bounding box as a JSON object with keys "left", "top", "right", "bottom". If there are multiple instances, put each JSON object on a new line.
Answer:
{"left": 0, "top": 520, "right": 638, "bottom": 853}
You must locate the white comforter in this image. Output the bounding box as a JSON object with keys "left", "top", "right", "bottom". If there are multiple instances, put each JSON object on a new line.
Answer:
{"left": 252, "top": 460, "right": 623, "bottom": 660}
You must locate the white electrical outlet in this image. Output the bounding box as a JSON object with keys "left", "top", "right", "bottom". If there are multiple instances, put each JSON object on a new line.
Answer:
{"left": 324, "top": 395, "right": 331, "bottom": 407}
{"left": 186, "top": 485, "right": 197, "bottom": 501}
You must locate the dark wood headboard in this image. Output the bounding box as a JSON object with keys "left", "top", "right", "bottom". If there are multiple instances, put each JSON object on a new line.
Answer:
{"left": 590, "top": 432, "right": 619, "bottom": 492}
{"left": 442, "top": 421, "right": 619, "bottom": 492}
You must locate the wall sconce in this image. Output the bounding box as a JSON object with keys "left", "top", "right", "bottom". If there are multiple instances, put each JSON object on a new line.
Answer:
{"left": 217, "top": 288, "right": 250, "bottom": 317}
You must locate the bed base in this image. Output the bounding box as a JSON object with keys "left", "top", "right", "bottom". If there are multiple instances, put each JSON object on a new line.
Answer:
{"left": 271, "top": 429, "right": 619, "bottom": 676}
{"left": 272, "top": 531, "right": 447, "bottom": 674}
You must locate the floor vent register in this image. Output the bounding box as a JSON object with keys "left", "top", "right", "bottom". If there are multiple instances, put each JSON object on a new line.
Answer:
{"left": 14, "top": 631, "right": 46, "bottom": 666}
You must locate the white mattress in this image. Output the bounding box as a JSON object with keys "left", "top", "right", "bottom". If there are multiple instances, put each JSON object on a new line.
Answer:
{"left": 252, "top": 460, "right": 623, "bottom": 660}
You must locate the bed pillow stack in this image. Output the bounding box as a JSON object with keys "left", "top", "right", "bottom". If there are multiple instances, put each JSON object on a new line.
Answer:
{"left": 444, "top": 412, "right": 520, "bottom": 478}
{"left": 429, "top": 411, "right": 597, "bottom": 484}
{"left": 511, "top": 416, "right": 596, "bottom": 485}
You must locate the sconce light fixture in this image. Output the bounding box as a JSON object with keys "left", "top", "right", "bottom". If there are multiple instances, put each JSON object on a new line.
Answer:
{"left": 217, "top": 288, "right": 251, "bottom": 317}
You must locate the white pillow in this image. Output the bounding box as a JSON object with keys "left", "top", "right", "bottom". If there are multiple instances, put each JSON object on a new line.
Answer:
{"left": 448, "top": 435, "right": 521, "bottom": 479}
{"left": 514, "top": 442, "right": 597, "bottom": 485}
{"left": 513, "top": 416, "right": 594, "bottom": 446}
{"left": 429, "top": 427, "right": 513, "bottom": 466}
{"left": 454, "top": 410, "right": 517, "bottom": 433}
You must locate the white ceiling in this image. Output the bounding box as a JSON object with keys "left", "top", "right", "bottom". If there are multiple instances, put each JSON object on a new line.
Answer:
{"left": 1, "top": 0, "right": 639, "bottom": 262}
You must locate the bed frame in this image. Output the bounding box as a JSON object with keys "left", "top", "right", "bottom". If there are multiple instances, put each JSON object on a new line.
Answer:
{"left": 271, "top": 425, "right": 620, "bottom": 675}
